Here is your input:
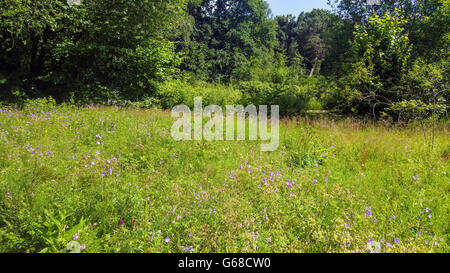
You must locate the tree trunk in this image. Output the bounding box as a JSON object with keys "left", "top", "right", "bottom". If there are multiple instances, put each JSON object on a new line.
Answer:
{"left": 309, "top": 57, "right": 318, "bottom": 77}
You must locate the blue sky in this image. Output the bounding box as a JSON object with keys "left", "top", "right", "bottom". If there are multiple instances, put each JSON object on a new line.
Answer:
{"left": 265, "top": 0, "right": 331, "bottom": 16}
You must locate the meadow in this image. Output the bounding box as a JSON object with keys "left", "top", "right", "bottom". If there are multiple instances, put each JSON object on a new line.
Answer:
{"left": 0, "top": 98, "right": 448, "bottom": 253}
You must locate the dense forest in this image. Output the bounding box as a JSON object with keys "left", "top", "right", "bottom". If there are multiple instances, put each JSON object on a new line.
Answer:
{"left": 0, "top": 0, "right": 449, "bottom": 119}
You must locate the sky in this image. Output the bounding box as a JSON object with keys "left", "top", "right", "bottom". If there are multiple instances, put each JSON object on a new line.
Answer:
{"left": 265, "top": 0, "right": 331, "bottom": 16}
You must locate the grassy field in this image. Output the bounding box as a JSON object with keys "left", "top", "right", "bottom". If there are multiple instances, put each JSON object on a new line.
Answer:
{"left": 0, "top": 99, "right": 448, "bottom": 253}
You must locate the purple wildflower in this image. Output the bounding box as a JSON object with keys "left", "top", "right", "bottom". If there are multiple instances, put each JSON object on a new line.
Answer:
{"left": 182, "top": 246, "right": 194, "bottom": 252}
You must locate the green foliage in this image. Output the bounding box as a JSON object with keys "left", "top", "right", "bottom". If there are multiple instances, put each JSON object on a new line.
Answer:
{"left": 180, "top": 0, "right": 277, "bottom": 82}
{"left": 0, "top": 0, "right": 188, "bottom": 101}
{"left": 156, "top": 79, "right": 242, "bottom": 109}
{"left": 401, "top": 58, "right": 449, "bottom": 103}
{"left": 0, "top": 0, "right": 448, "bottom": 118}
{"left": 345, "top": 11, "right": 413, "bottom": 116}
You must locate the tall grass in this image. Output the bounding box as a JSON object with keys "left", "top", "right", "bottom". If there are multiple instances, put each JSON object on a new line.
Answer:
{"left": 0, "top": 99, "right": 448, "bottom": 253}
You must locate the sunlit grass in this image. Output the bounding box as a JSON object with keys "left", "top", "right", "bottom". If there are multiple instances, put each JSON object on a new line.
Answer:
{"left": 0, "top": 99, "right": 448, "bottom": 253}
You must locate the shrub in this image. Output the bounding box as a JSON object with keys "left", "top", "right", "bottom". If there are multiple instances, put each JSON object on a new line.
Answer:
{"left": 156, "top": 80, "right": 242, "bottom": 109}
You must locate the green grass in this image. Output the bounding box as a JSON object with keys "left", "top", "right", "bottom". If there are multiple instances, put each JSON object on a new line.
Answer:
{"left": 0, "top": 99, "right": 448, "bottom": 253}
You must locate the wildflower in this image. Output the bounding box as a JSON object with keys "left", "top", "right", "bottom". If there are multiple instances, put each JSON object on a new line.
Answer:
{"left": 182, "top": 246, "right": 194, "bottom": 252}
{"left": 345, "top": 223, "right": 349, "bottom": 229}
{"left": 394, "top": 238, "right": 399, "bottom": 245}
{"left": 165, "top": 237, "right": 170, "bottom": 243}
{"left": 119, "top": 219, "right": 124, "bottom": 227}
{"left": 72, "top": 232, "right": 79, "bottom": 240}
{"left": 365, "top": 210, "right": 372, "bottom": 217}
{"left": 373, "top": 218, "right": 377, "bottom": 223}
{"left": 80, "top": 244, "right": 86, "bottom": 250}
{"left": 390, "top": 215, "right": 395, "bottom": 220}
{"left": 312, "top": 179, "right": 318, "bottom": 185}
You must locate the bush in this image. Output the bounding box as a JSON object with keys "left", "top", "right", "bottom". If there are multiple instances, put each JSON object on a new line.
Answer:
{"left": 238, "top": 80, "right": 313, "bottom": 115}
{"left": 156, "top": 80, "right": 242, "bottom": 109}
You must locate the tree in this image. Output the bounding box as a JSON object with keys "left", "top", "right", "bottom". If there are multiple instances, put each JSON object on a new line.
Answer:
{"left": 180, "top": 0, "right": 277, "bottom": 82}
{"left": 0, "top": 0, "right": 189, "bottom": 101}
{"left": 347, "top": 10, "right": 413, "bottom": 116}
{"left": 296, "top": 10, "right": 328, "bottom": 77}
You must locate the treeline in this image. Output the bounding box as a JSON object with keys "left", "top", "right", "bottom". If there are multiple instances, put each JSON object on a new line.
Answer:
{"left": 0, "top": 0, "right": 448, "bottom": 119}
